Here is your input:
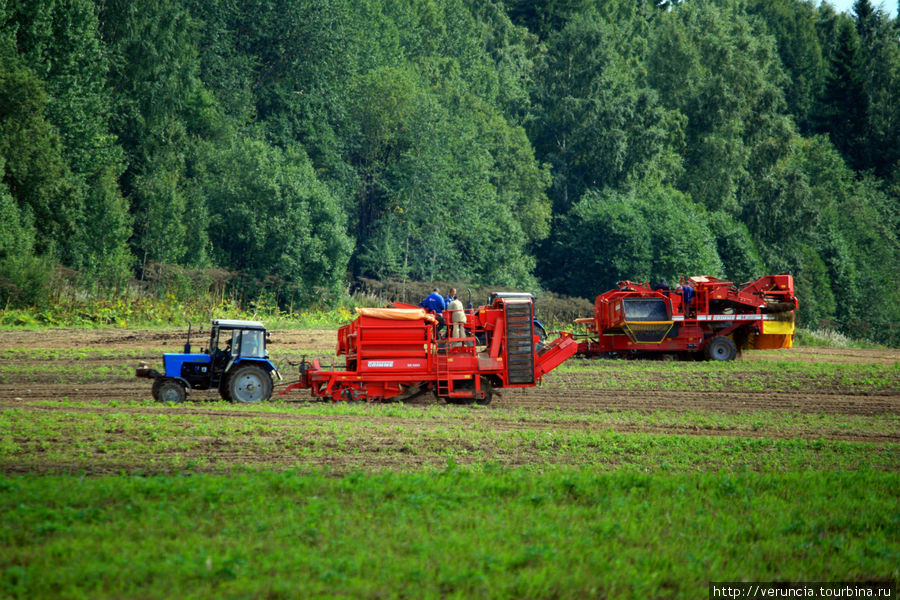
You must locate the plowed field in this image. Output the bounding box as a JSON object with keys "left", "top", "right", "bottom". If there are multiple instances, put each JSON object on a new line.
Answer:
{"left": 1, "top": 327, "right": 898, "bottom": 474}
{"left": 2, "top": 328, "right": 898, "bottom": 599}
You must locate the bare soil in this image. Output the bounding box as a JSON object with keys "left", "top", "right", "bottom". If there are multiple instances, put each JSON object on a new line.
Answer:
{"left": 1, "top": 328, "right": 897, "bottom": 414}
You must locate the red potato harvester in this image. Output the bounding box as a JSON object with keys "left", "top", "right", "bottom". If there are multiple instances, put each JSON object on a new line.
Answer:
{"left": 576, "top": 275, "right": 798, "bottom": 361}
{"left": 283, "top": 293, "right": 578, "bottom": 404}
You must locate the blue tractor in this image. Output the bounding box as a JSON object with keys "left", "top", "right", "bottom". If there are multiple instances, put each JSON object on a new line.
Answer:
{"left": 136, "top": 319, "right": 280, "bottom": 404}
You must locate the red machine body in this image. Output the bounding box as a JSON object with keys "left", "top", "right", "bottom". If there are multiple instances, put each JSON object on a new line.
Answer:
{"left": 283, "top": 294, "right": 578, "bottom": 403}
{"left": 576, "top": 275, "right": 798, "bottom": 361}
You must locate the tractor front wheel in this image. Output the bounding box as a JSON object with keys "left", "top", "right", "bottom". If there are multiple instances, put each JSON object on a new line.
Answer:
{"left": 705, "top": 336, "right": 737, "bottom": 361}
{"left": 157, "top": 379, "right": 186, "bottom": 403}
{"left": 227, "top": 365, "right": 273, "bottom": 403}
{"left": 151, "top": 378, "right": 164, "bottom": 401}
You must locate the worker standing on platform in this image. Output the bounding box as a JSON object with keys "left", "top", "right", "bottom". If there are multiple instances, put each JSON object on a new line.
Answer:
{"left": 678, "top": 281, "right": 695, "bottom": 316}
{"left": 419, "top": 288, "right": 447, "bottom": 332}
{"left": 447, "top": 295, "right": 466, "bottom": 346}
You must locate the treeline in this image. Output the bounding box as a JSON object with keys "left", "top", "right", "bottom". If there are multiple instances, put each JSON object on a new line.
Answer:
{"left": 0, "top": 0, "right": 898, "bottom": 344}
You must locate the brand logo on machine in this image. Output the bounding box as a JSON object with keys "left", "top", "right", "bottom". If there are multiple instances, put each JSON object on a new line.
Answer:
{"left": 367, "top": 360, "right": 394, "bottom": 368}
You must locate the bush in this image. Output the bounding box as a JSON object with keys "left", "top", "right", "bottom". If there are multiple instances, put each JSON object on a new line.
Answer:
{"left": 0, "top": 255, "right": 54, "bottom": 308}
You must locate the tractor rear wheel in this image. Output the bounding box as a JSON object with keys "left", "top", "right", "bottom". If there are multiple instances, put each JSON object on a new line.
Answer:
{"left": 157, "top": 379, "right": 186, "bottom": 403}
{"left": 218, "top": 385, "right": 232, "bottom": 403}
{"left": 705, "top": 336, "right": 737, "bottom": 361}
{"left": 227, "top": 365, "right": 273, "bottom": 403}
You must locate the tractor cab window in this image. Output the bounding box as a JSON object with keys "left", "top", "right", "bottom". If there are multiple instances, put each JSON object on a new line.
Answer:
{"left": 210, "top": 329, "right": 233, "bottom": 353}
{"left": 237, "top": 329, "right": 265, "bottom": 358}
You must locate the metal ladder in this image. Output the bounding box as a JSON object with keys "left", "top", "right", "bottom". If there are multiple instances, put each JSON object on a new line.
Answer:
{"left": 435, "top": 350, "right": 450, "bottom": 397}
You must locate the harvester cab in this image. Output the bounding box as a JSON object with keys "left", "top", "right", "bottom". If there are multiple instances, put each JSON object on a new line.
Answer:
{"left": 136, "top": 319, "right": 280, "bottom": 404}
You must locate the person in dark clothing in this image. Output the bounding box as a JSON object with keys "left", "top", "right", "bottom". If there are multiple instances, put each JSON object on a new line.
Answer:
{"left": 679, "top": 282, "right": 695, "bottom": 316}
{"left": 652, "top": 278, "right": 670, "bottom": 291}
{"left": 419, "top": 288, "right": 447, "bottom": 332}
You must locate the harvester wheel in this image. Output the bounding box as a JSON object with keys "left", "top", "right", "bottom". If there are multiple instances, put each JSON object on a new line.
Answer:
{"left": 227, "top": 365, "right": 273, "bottom": 403}
{"left": 157, "top": 379, "right": 186, "bottom": 403}
{"left": 705, "top": 336, "right": 737, "bottom": 361}
{"left": 474, "top": 377, "right": 493, "bottom": 406}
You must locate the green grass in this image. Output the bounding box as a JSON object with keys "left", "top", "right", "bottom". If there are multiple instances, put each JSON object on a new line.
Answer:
{"left": 553, "top": 358, "right": 900, "bottom": 392}
{"left": 1, "top": 333, "right": 897, "bottom": 598}
{"left": 17, "top": 399, "right": 900, "bottom": 437}
{"left": 0, "top": 469, "right": 897, "bottom": 599}
{"left": 1, "top": 404, "right": 897, "bottom": 474}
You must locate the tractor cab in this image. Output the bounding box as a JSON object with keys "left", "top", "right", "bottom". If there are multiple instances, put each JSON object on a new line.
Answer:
{"left": 208, "top": 320, "right": 268, "bottom": 370}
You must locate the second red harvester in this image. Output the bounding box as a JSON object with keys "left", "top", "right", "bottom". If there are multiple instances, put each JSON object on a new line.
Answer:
{"left": 576, "top": 275, "right": 798, "bottom": 361}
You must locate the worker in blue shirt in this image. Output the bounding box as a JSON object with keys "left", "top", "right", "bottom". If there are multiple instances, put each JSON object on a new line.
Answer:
{"left": 677, "top": 282, "right": 695, "bottom": 316}
{"left": 419, "top": 288, "right": 447, "bottom": 332}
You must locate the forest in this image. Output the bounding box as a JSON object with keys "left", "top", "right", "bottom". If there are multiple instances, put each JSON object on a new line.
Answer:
{"left": 0, "top": 0, "right": 898, "bottom": 344}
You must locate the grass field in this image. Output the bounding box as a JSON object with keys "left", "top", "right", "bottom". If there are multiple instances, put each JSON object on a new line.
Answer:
{"left": 0, "top": 328, "right": 898, "bottom": 598}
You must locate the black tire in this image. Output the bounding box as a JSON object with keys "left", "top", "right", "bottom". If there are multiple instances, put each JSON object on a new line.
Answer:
{"left": 443, "top": 378, "right": 494, "bottom": 406}
{"left": 705, "top": 336, "right": 737, "bottom": 361}
{"left": 227, "top": 364, "right": 273, "bottom": 403}
{"left": 218, "top": 385, "right": 232, "bottom": 403}
{"left": 474, "top": 377, "right": 493, "bottom": 406}
{"left": 157, "top": 379, "right": 186, "bottom": 403}
{"left": 151, "top": 378, "right": 164, "bottom": 401}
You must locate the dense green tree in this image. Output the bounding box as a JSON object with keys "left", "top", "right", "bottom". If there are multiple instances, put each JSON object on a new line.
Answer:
{"left": 1, "top": 0, "right": 132, "bottom": 286}
{"left": 775, "top": 135, "right": 900, "bottom": 341}
{"left": 705, "top": 211, "right": 764, "bottom": 283}
{"left": 818, "top": 16, "right": 870, "bottom": 170}
{"left": 648, "top": 1, "right": 791, "bottom": 215}
{"left": 532, "top": 9, "right": 679, "bottom": 213}
{"left": 352, "top": 67, "right": 546, "bottom": 286}
{"left": 746, "top": 0, "right": 824, "bottom": 132}
{"left": 544, "top": 185, "right": 722, "bottom": 298}
{"left": 463, "top": 0, "right": 542, "bottom": 122}
{"left": 197, "top": 139, "right": 352, "bottom": 303}
{"left": 100, "top": 0, "right": 215, "bottom": 272}
{"left": 0, "top": 158, "right": 33, "bottom": 261}
{"left": 0, "top": 29, "right": 74, "bottom": 259}
{"left": 852, "top": 0, "right": 900, "bottom": 177}
{"left": 0, "top": 0, "right": 897, "bottom": 344}
{"left": 501, "top": 0, "right": 592, "bottom": 39}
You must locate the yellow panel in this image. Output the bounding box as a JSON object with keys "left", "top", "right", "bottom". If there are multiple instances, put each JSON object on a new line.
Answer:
{"left": 751, "top": 334, "right": 793, "bottom": 349}
{"left": 762, "top": 320, "right": 795, "bottom": 335}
